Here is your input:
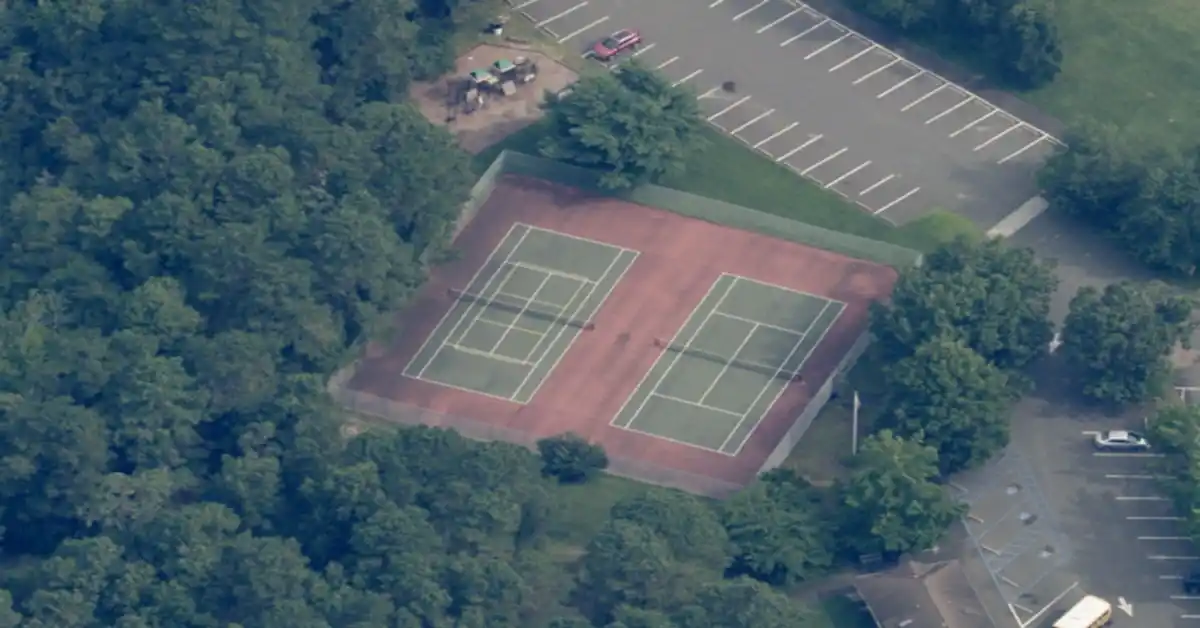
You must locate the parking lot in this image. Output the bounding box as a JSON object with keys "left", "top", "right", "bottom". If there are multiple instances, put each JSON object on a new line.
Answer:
{"left": 507, "top": 0, "right": 1062, "bottom": 226}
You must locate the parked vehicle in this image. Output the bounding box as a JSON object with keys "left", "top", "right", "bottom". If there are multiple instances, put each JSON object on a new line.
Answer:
{"left": 591, "top": 29, "right": 641, "bottom": 61}
{"left": 1091, "top": 430, "right": 1150, "bottom": 452}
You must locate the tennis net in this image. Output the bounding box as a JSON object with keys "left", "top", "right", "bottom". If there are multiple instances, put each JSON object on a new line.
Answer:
{"left": 448, "top": 288, "right": 595, "bottom": 331}
{"left": 653, "top": 338, "right": 801, "bottom": 381}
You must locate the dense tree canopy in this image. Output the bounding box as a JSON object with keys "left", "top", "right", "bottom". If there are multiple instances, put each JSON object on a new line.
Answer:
{"left": 1042, "top": 123, "right": 1200, "bottom": 275}
{"left": 882, "top": 334, "right": 1015, "bottom": 474}
{"left": 539, "top": 63, "right": 706, "bottom": 189}
{"left": 837, "top": 430, "right": 965, "bottom": 556}
{"left": 845, "top": 0, "right": 1062, "bottom": 88}
{"left": 1061, "top": 282, "right": 1195, "bottom": 406}
{"left": 871, "top": 236, "right": 1057, "bottom": 374}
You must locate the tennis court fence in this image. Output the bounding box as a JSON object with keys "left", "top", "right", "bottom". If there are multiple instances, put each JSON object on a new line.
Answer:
{"left": 327, "top": 365, "right": 744, "bottom": 498}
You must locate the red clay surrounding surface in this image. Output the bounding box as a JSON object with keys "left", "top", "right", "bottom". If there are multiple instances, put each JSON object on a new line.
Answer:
{"left": 348, "top": 176, "right": 898, "bottom": 491}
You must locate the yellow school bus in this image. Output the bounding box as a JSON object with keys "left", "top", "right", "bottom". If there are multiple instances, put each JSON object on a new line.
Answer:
{"left": 1053, "top": 595, "right": 1112, "bottom": 628}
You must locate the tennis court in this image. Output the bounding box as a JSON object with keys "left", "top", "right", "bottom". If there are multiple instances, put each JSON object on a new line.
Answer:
{"left": 404, "top": 223, "right": 638, "bottom": 403}
{"left": 612, "top": 274, "right": 845, "bottom": 456}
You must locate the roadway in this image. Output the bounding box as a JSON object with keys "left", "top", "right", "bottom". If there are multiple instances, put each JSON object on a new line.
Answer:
{"left": 508, "top": 0, "right": 1061, "bottom": 226}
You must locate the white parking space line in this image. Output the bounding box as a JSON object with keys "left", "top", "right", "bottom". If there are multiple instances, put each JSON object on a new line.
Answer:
{"left": 732, "top": 0, "right": 770, "bottom": 21}
{"left": 655, "top": 56, "right": 680, "bottom": 70}
{"left": 1184, "top": 615, "right": 1200, "bottom": 620}
{"left": 708, "top": 96, "right": 751, "bottom": 121}
{"left": 558, "top": 16, "right": 609, "bottom": 43}
{"left": 513, "top": 0, "right": 543, "bottom": 8}
{"left": 1174, "top": 596, "right": 1200, "bottom": 601}
{"left": 781, "top": 19, "right": 829, "bottom": 47}
{"left": 1150, "top": 556, "right": 1200, "bottom": 561}
{"left": 804, "top": 33, "right": 851, "bottom": 60}
{"left": 631, "top": 43, "right": 656, "bottom": 58}
{"left": 974, "top": 121, "right": 1023, "bottom": 151}
{"left": 873, "top": 186, "right": 919, "bottom": 215}
{"left": 800, "top": 148, "right": 847, "bottom": 175}
{"left": 1141, "top": 537, "right": 1192, "bottom": 541}
{"left": 923, "top": 94, "right": 972, "bottom": 124}
{"left": 1117, "top": 496, "right": 1168, "bottom": 501}
{"left": 753, "top": 122, "right": 798, "bottom": 148}
{"left": 672, "top": 69, "right": 703, "bottom": 87}
{"left": 1163, "top": 575, "right": 1185, "bottom": 580}
{"left": 900, "top": 83, "right": 948, "bottom": 112}
{"left": 757, "top": 8, "right": 801, "bottom": 33}
{"left": 878, "top": 70, "right": 925, "bottom": 99}
{"left": 998, "top": 133, "right": 1049, "bottom": 164}
{"left": 859, "top": 174, "right": 894, "bottom": 195}
{"left": 1130, "top": 516, "right": 1186, "bottom": 521}
{"left": 852, "top": 58, "right": 900, "bottom": 84}
{"left": 828, "top": 44, "right": 877, "bottom": 72}
{"left": 536, "top": 2, "right": 586, "bottom": 27}
{"left": 709, "top": 0, "right": 725, "bottom": 6}
{"left": 730, "top": 109, "right": 774, "bottom": 134}
{"left": 825, "top": 161, "right": 871, "bottom": 188}
{"left": 1094, "top": 452, "right": 1164, "bottom": 458}
{"left": 1107, "top": 474, "right": 1164, "bottom": 480}
{"left": 949, "top": 110, "right": 997, "bottom": 138}
{"left": 776, "top": 135, "right": 822, "bottom": 161}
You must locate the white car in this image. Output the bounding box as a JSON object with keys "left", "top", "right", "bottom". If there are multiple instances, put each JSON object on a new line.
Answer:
{"left": 1092, "top": 429, "right": 1150, "bottom": 452}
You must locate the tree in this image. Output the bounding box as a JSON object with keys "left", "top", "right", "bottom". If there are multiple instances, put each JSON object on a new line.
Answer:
{"left": 883, "top": 334, "right": 1015, "bottom": 474}
{"left": 837, "top": 431, "right": 964, "bottom": 556}
{"left": 672, "top": 578, "right": 819, "bottom": 628}
{"left": 573, "top": 521, "right": 694, "bottom": 623}
{"left": 871, "top": 236, "right": 1056, "bottom": 373}
{"left": 537, "top": 432, "right": 610, "bottom": 483}
{"left": 1061, "top": 282, "right": 1195, "bottom": 405}
{"left": 1146, "top": 404, "right": 1200, "bottom": 517}
{"left": 610, "top": 489, "right": 731, "bottom": 570}
{"left": 720, "top": 472, "right": 834, "bottom": 585}
{"left": 539, "top": 63, "right": 706, "bottom": 189}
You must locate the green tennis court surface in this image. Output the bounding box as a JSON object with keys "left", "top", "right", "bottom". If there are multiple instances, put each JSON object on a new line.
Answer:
{"left": 612, "top": 274, "right": 845, "bottom": 456}
{"left": 404, "top": 223, "right": 637, "bottom": 403}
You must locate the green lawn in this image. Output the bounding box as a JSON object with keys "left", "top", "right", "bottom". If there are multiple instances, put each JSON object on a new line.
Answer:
{"left": 1022, "top": 0, "right": 1200, "bottom": 149}
{"left": 473, "top": 121, "right": 977, "bottom": 255}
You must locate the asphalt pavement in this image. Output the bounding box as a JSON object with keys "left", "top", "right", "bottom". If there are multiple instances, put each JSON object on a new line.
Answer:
{"left": 509, "top": 0, "right": 1061, "bottom": 226}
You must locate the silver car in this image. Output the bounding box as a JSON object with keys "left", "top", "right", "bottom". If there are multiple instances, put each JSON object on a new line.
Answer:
{"left": 1092, "top": 429, "right": 1150, "bottom": 452}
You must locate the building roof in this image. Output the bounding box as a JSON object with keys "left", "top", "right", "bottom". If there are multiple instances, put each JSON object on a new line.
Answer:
{"left": 854, "top": 560, "right": 993, "bottom": 628}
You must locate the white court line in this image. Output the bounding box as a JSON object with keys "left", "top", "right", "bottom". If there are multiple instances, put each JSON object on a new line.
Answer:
{"left": 672, "top": 69, "right": 703, "bottom": 87}
{"left": 727, "top": 300, "right": 842, "bottom": 455}
{"left": 998, "top": 133, "right": 1048, "bottom": 164}
{"left": 631, "top": 43, "right": 656, "bottom": 57}
{"left": 852, "top": 57, "right": 899, "bottom": 84}
{"left": 775, "top": 135, "right": 822, "bottom": 162}
{"left": 449, "top": 343, "right": 530, "bottom": 366}
{"left": 900, "top": 83, "right": 947, "bottom": 111}
{"left": 731, "top": 109, "right": 775, "bottom": 134}
{"left": 697, "top": 322, "right": 762, "bottom": 406}
{"left": 800, "top": 148, "right": 847, "bottom": 175}
{"left": 716, "top": 311, "right": 804, "bottom": 336}
{"left": 653, "top": 393, "right": 744, "bottom": 418}
{"left": 1116, "top": 496, "right": 1167, "bottom": 501}
{"left": 1142, "top": 537, "right": 1192, "bottom": 541}
{"left": 515, "top": 277, "right": 588, "bottom": 362}
{"left": 923, "top": 94, "right": 972, "bottom": 124}
{"left": 708, "top": 96, "right": 751, "bottom": 121}
{"left": 754, "top": 122, "right": 798, "bottom": 148}
{"left": 732, "top": 0, "right": 769, "bottom": 21}
{"left": 828, "top": 43, "right": 877, "bottom": 72}
{"left": 974, "top": 121, "right": 1023, "bottom": 151}
{"left": 1130, "top": 516, "right": 1185, "bottom": 521}
{"left": 415, "top": 228, "right": 533, "bottom": 379}
{"left": 655, "top": 56, "right": 680, "bottom": 70}
{"left": 474, "top": 316, "right": 544, "bottom": 338}
{"left": 824, "top": 160, "right": 871, "bottom": 188}
{"left": 859, "top": 174, "right": 895, "bottom": 196}
{"left": 612, "top": 275, "right": 738, "bottom": 428}
{"left": 949, "top": 109, "right": 997, "bottom": 138}
{"left": 758, "top": 8, "right": 801, "bottom": 33}
{"left": 804, "top": 33, "right": 851, "bottom": 60}
{"left": 517, "top": 249, "right": 637, "bottom": 402}
{"left": 781, "top": 19, "right": 828, "bottom": 47}
{"left": 558, "top": 16, "right": 609, "bottom": 43}
{"left": 733, "top": 274, "right": 847, "bottom": 304}
{"left": 536, "top": 2, "right": 586, "bottom": 27}
{"left": 873, "top": 186, "right": 919, "bottom": 215}
{"left": 489, "top": 273, "right": 553, "bottom": 352}
{"left": 877, "top": 70, "right": 924, "bottom": 99}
